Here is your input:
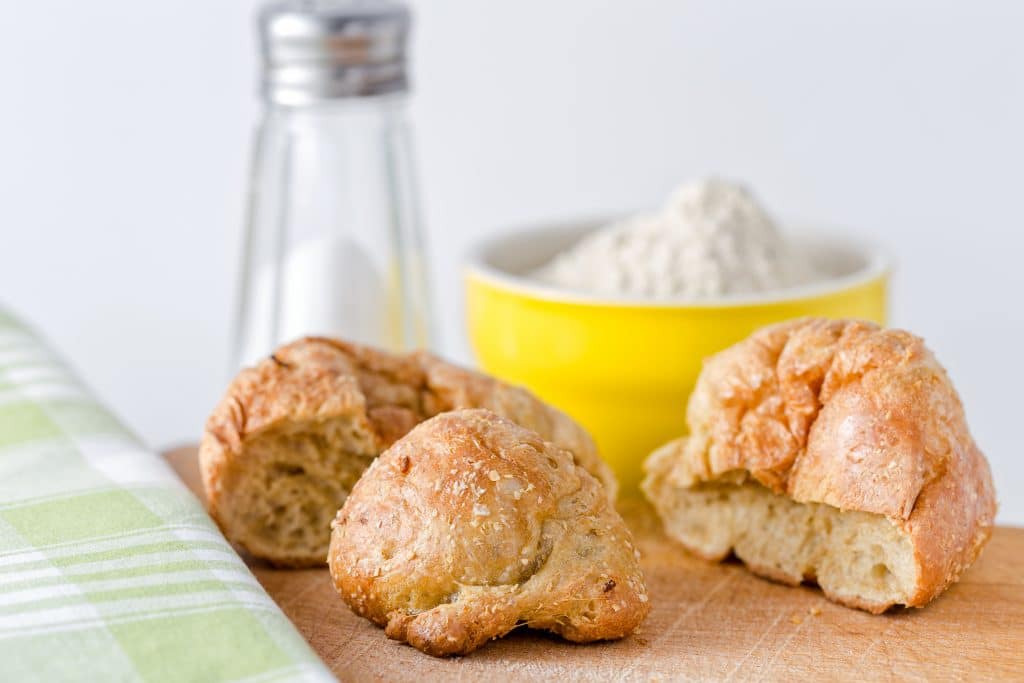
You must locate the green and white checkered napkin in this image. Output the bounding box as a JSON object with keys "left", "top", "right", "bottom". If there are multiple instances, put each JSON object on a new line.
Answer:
{"left": 0, "top": 311, "right": 335, "bottom": 683}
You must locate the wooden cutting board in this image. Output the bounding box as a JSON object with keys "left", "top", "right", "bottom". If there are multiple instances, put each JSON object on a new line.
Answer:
{"left": 165, "top": 446, "right": 1023, "bottom": 681}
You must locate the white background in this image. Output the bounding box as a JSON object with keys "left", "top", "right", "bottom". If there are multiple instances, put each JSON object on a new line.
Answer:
{"left": 1, "top": 2, "right": 1022, "bottom": 521}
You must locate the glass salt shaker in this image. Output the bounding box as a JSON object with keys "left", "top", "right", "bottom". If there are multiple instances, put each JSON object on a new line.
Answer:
{"left": 233, "top": 0, "right": 433, "bottom": 369}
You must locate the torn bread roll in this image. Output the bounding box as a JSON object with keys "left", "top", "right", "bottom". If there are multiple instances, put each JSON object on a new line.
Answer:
{"left": 642, "top": 318, "right": 996, "bottom": 613}
{"left": 200, "top": 337, "right": 615, "bottom": 567}
{"left": 329, "top": 409, "right": 648, "bottom": 656}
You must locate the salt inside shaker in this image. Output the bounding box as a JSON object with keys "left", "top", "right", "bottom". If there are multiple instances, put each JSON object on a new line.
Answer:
{"left": 233, "top": 0, "right": 432, "bottom": 369}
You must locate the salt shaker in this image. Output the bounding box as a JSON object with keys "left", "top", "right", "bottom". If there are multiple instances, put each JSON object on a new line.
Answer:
{"left": 233, "top": 0, "right": 433, "bottom": 369}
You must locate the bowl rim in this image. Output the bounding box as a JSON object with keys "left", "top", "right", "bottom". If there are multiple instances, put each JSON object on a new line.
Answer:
{"left": 464, "top": 216, "right": 893, "bottom": 309}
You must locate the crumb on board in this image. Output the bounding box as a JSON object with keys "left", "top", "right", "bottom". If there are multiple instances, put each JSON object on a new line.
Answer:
{"left": 790, "top": 614, "right": 804, "bottom": 625}
{"left": 809, "top": 606, "right": 822, "bottom": 616}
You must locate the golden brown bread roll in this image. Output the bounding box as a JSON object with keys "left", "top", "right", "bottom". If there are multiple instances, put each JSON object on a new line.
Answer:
{"left": 328, "top": 409, "right": 649, "bottom": 656}
{"left": 642, "top": 318, "right": 996, "bottom": 613}
{"left": 200, "top": 337, "right": 616, "bottom": 567}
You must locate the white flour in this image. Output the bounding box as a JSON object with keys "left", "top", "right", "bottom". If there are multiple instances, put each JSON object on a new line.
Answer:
{"left": 533, "top": 179, "right": 817, "bottom": 299}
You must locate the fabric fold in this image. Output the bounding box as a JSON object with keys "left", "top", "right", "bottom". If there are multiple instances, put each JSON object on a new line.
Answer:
{"left": 0, "top": 311, "right": 334, "bottom": 682}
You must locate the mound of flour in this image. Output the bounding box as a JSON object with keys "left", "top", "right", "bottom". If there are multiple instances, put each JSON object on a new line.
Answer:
{"left": 533, "top": 179, "right": 817, "bottom": 299}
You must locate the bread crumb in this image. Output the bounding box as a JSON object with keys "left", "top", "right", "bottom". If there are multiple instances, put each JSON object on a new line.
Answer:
{"left": 790, "top": 614, "right": 803, "bottom": 625}
{"left": 809, "top": 606, "right": 822, "bottom": 616}
{"left": 488, "top": 470, "right": 501, "bottom": 482}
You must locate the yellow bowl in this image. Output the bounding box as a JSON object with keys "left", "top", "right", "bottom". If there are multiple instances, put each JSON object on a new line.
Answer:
{"left": 465, "top": 219, "right": 890, "bottom": 494}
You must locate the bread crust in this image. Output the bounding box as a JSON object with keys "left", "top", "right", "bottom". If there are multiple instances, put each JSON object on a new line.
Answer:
{"left": 643, "top": 318, "right": 997, "bottom": 612}
{"left": 200, "top": 338, "right": 616, "bottom": 566}
{"left": 328, "top": 409, "right": 648, "bottom": 656}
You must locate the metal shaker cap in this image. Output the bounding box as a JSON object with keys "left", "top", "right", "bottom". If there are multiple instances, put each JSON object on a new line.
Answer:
{"left": 259, "top": 0, "right": 410, "bottom": 104}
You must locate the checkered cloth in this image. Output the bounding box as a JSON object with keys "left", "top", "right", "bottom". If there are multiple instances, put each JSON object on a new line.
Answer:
{"left": 0, "top": 311, "right": 334, "bottom": 682}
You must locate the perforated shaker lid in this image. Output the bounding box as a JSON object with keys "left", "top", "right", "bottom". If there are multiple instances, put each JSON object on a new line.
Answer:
{"left": 258, "top": 0, "right": 410, "bottom": 104}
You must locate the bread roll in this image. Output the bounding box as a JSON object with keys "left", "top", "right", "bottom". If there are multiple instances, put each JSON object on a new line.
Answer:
{"left": 329, "top": 409, "right": 649, "bottom": 656}
{"left": 200, "top": 337, "right": 615, "bottom": 567}
{"left": 642, "top": 318, "right": 996, "bottom": 613}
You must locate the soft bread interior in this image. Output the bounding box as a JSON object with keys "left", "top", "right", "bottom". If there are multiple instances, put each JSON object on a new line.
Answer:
{"left": 653, "top": 479, "right": 918, "bottom": 611}
{"left": 218, "top": 417, "right": 377, "bottom": 565}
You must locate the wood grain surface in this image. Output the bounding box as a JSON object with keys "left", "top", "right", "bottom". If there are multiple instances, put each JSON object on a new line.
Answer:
{"left": 165, "top": 446, "right": 1023, "bottom": 682}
